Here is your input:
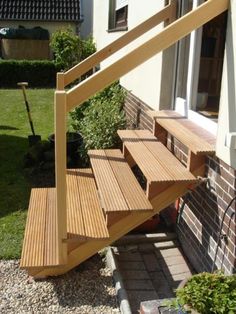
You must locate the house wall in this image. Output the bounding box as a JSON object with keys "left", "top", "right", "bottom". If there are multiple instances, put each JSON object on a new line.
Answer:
{"left": 93, "top": 0, "right": 175, "bottom": 110}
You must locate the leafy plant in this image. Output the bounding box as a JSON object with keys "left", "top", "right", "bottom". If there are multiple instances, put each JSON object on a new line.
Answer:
{"left": 81, "top": 35, "right": 96, "bottom": 61}
{"left": 50, "top": 29, "right": 96, "bottom": 71}
{"left": 175, "top": 272, "right": 236, "bottom": 314}
{"left": 70, "top": 82, "right": 126, "bottom": 163}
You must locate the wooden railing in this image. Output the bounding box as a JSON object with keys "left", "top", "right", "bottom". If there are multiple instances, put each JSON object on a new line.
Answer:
{"left": 54, "top": 0, "right": 229, "bottom": 261}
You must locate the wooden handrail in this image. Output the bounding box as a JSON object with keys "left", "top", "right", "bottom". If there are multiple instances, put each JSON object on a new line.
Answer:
{"left": 53, "top": 0, "right": 229, "bottom": 262}
{"left": 61, "top": 0, "right": 177, "bottom": 88}
{"left": 66, "top": 0, "right": 229, "bottom": 112}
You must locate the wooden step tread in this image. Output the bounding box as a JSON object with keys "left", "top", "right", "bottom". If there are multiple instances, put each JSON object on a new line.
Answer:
{"left": 20, "top": 188, "right": 62, "bottom": 268}
{"left": 21, "top": 169, "right": 109, "bottom": 268}
{"left": 147, "top": 110, "right": 215, "bottom": 155}
{"left": 89, "top": 149, "right": 153, "bottom": 213}
{"left": 66, "top": 168, "right": 109, "bottom": 240}
{"left": 118, "top": 129, "right": 196, "bottom": 183}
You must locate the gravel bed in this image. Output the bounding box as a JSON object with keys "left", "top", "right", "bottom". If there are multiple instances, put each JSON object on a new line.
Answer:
{"left": 0, "top": 254, "right": 120, "bottom": 314}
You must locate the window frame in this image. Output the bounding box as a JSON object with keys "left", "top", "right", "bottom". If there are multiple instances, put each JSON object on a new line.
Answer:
{"left": 108, "top": 0, "right": 128, "bottom": 32}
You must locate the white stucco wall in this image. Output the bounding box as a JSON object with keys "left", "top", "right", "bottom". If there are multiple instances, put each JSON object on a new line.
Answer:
{"left": 93, "top": 0, "right": 166, "bottom": 110}
{"left": 216, "top": 1, "right": 236, "bottom": 168}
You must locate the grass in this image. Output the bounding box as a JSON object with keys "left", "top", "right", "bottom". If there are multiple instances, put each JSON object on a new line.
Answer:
{"left": 0, "top": 89, "right": 54, "bottom": 259}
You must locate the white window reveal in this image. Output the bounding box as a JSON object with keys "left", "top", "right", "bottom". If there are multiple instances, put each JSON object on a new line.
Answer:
{"left": 116, "top": 0, "right": 128, "bottom": 11}
{"left": 216, "top": 1, "right": 236, "bottom": 169}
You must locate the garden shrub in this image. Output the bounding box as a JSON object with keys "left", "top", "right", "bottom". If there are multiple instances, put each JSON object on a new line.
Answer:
{"left": 70, "top": 82, "right": 126, "bottom": 162}
{"left": 0, "top": 60, "right": 60, "bottom": 87}
{"left": 176, "top": 272, "right": 236, "bottom": 314}
{"left": 50, "top": 29, "right": 96, "bottom": 71}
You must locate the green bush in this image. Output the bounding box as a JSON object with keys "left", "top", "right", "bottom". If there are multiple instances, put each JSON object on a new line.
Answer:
{"left": 50, "top": 29, "right": 96, "bottom": 71}
{"left": 176, "top": 272, "right": 236, "bottom": 314}
{"left": 50, "top": 28, "right": 82, "bottom": 70}
{"left": 70, "top": 82, "right": 126, "bottom": 162}
{"left": 0, "top": 60, "right": 60, "bottom": 87}
{"left": 81, "top": 35, "right": 96, "bottom": 61}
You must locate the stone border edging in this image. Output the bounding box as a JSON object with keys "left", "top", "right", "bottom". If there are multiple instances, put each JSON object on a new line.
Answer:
{"left": 106, "top": 247, "right": 132, "bottom": 314}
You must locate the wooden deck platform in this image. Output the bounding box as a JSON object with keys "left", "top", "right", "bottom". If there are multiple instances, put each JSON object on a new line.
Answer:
{"left": 147, "top": 110, "right": 215, "bottom": 155}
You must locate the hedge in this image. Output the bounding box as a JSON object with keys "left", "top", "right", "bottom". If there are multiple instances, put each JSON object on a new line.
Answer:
{"left": 0, "top": 60, "right": 61, "bottom": 88}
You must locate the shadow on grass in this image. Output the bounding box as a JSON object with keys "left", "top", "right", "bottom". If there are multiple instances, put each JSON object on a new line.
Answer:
{"left": 0, "top": 134, "right": 31, "bottom": 218}
{"left": 0, "top": 125, "right": 20, "bottom": 131}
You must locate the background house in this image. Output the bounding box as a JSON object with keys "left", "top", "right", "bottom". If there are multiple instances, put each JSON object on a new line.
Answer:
{"left": 92, "top": 0, "right": 236, "bottom": 275}
{"left": 0, "top": 0, "right": 83, "bottom": 59}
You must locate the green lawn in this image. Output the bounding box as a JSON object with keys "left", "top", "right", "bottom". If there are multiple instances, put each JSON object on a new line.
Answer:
{"left": 0, "top": 89, "right": 55, "bottom": 259}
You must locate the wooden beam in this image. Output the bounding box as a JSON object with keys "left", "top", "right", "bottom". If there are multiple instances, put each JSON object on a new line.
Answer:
{"left": 153, "top": 122, "right": 168, "bottom": 146}
{"left": 66, "top": 0, "right": 229, "bottom": 112}
{"left": 56, "top": 73, "right": 65, "bottom": 91}
{"left": 54, "top": 91, "right": 67, "bottom": 264}
{"left": 187, "top": 151, "right": 206, "bottom": 177}
{"left": 63, "top": 1, "right": 176, "bottom": 87}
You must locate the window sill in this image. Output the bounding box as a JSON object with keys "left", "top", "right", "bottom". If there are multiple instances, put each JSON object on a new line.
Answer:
{"left": 107, "top": 26, "right": 128, "bottom": 33}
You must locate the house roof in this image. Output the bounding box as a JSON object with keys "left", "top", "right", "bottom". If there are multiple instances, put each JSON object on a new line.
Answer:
{"left": 0, "top": 0, "right": 81, "bottom": 22}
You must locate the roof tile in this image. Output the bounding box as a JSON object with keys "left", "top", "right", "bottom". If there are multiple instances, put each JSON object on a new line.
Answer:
{"left": 0, "top": 0, "right": 81, "bottom": 22}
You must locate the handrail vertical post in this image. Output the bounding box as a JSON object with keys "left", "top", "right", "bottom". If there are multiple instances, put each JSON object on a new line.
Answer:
{"left": 57, "top": 72, "right": 65, "bottom": 91}
{"left": 54, "top": 90, "right": 67, "bottom": 264}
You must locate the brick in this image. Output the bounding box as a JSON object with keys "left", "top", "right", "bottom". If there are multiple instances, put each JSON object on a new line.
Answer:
{"left": 124, "top": 279, "right": 155, "bottom": 291}
{"left": 157, "top": 248, "right": 182, "bottom": 259}
{"left": 162, "top": 263, "right": 192, "bottom": 276}
{"left": 138, "top": 243, "right": 155, "bottom": 252}
{"left": 118, "top": 261, "right": 146, "bottom": 271}
{"left": 121, "top": 270, "right": 150, "bottom": 280}
{"left": 116, "top": 251, "right": 143, "bottom": 262}
{"left": 151, "top": 271, "right": 174, "bottom": 298}
{"left": 142, "top": 253, "right": 161, "bottom": 272}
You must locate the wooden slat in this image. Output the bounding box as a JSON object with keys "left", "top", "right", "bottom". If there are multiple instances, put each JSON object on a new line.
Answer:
{"left": 148, "top": 110, "right": 215, "bottom": 154}
{"left": 44, "top": 188, "right": 60, "bottom": 266}
{"left": 89, "top": 150, "right": 129, "bottom": 212}
{"left": 105, "top": 149, "right": 153, "bottom": 211}
{"left": 89, "top": 149, "right": 153, "bottom": 212}
{"left": 118, "top": 130, "right": 171, "bottom": 182}
{"left": 118, "top": 130, "right": 195, "bottom": 183}
{"left": 66, "top": 169, "right": 85, "bottom": 240}
{"left": 76, "top": 169, "right": 109, "bottom": 238}
{"left": 20, "top": 188, "right": 61, "bottom": 268}
{"left": 21, "top": 188, "right": 46, "bottom": 268}
{"left": 134, "top": 130, "right": 196, "bottom": 182}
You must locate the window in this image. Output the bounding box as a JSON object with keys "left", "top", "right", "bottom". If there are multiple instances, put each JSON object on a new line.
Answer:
{"left": 174, "top": 1, "right": 227, "bottom": 135}
{"left": 108, "top": 0, "right": 128, "bottom": 32}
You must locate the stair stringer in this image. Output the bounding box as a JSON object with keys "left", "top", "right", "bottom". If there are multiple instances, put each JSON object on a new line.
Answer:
{"left": 29, "top": 182, "right": 192, "bottom": 278}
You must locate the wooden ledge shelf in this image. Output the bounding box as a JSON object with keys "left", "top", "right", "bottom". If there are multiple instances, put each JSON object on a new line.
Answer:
{"left": 147, "top": 110, "right": 216, "bottom": 155}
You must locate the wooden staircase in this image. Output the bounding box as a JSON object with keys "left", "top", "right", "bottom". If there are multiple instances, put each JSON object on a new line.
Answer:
{"left": 20, "top": 0, "right": 228, "bottom": 278}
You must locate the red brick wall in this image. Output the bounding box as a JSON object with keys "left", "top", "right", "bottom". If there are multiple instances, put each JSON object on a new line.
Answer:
{"left": 123, "top": 90, "right": 153, "bottom": 131}
{"left": 124, "top": 90, "right": 236, "bottom": 274}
